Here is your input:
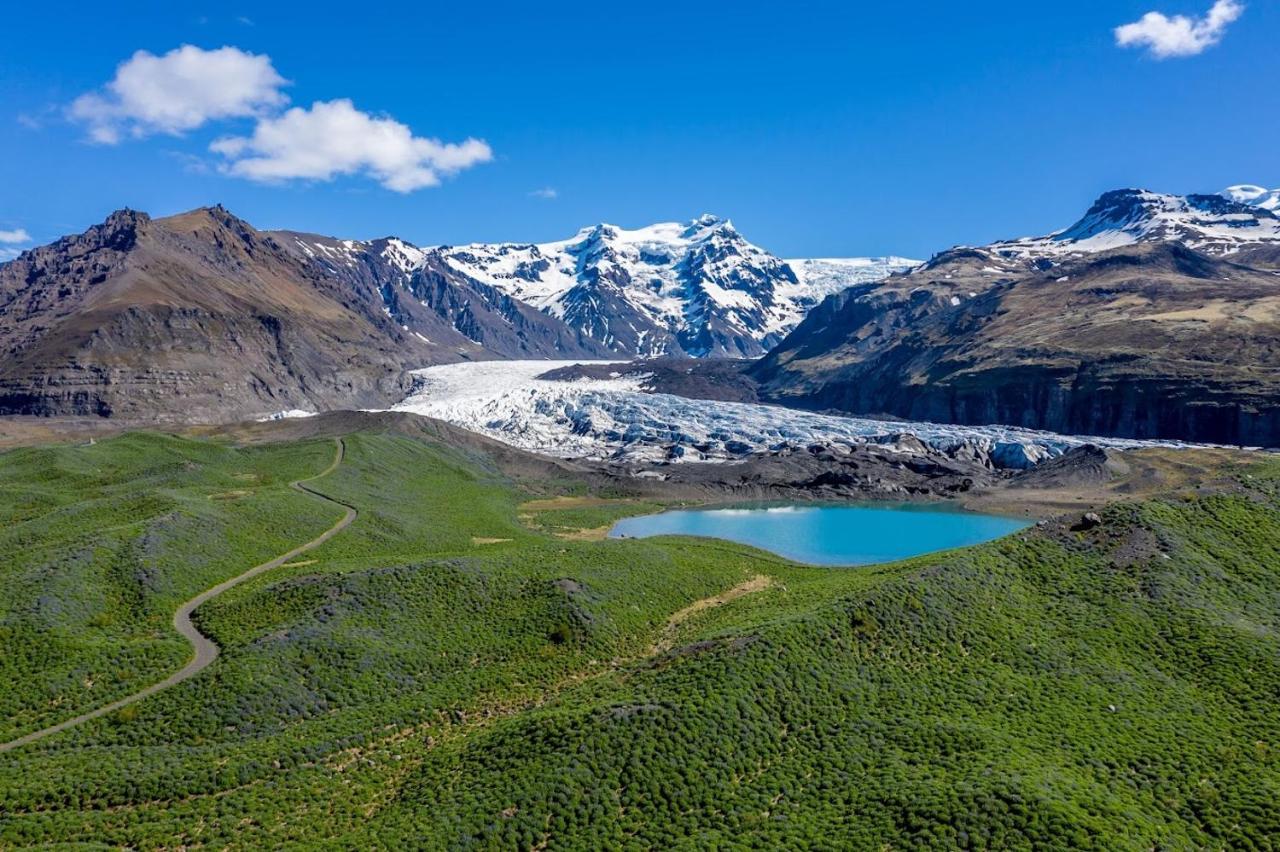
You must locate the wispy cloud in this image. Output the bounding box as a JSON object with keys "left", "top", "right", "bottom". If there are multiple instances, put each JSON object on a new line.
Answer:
{"left": 528, "top": 187, "right": 558, "bottom": 200}
{"left": 1116, "top": 0, "right": 1244, "bottom": 58}
{"left": 0, "top": 228, "right": 31, "bottom": 260}
{"left": 16, "top": 103, "right": 62, "bottom": 131}
{"left": 210, "top": 99, "right": 492, "bottom": 193}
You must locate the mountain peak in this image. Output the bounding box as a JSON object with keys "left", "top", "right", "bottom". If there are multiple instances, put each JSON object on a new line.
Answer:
{"left": 987, "top": 188, "right": 1280, "bottom": 258}
{"left": 1222, "top": 184, "right": 1280, "bottom": 212}
{"left": 157, "top": 204, "right": 259, "bottom": 235}
{"left": 426, "top": 215, "right": 913, "bottom": 358}
{"left": 684, "top": 213, "right": 734, "bottom": 238}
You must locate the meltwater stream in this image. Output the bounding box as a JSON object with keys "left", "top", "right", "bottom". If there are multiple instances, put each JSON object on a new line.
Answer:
{"left": 610, "top": 504, "right": 1030, "bottom": 566}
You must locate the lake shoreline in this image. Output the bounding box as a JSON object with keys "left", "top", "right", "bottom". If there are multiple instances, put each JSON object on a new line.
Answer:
{"left": 609, "top": 502, "right": 1032, "bottom": 567}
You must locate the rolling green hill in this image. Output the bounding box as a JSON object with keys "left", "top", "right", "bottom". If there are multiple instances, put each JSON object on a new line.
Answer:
{"left": 0, "top": 424, "right": 1277, "bottom": 848}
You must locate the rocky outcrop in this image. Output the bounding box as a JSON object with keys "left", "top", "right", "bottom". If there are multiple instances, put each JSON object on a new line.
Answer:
{"left": 627, "top": 439, "right": 1000, "bottom": 501}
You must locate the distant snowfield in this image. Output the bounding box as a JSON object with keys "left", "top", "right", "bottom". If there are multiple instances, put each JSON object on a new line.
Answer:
{"left": 388, "top": 361, "right": 1197, "bottom": 467}
{"left": 257, "top": 409, "right": 318, "bottom": 422}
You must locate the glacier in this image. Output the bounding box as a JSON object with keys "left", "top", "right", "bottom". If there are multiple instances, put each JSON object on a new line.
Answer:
{"left": 389, "top": 361, "right": 1202, "bottom": 468}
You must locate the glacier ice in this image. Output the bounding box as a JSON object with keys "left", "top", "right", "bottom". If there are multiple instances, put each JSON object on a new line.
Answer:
{"left": 389, "top": 361, "right": 1201, "bottom": 468}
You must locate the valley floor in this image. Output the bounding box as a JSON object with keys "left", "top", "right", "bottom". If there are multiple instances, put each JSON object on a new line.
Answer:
{"left": 0, "top": 416, "right": 1278, "bottom": 848}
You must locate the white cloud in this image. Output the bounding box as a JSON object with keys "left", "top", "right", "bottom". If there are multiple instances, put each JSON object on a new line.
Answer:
{"left": 529, "top": 187, "right": 558, "bottom": 200}
{"left": 210, "top": 99, "right": 492, "bottom": 192}
{"left": 70, "top": 44, "right": 287, "bottom": 143}
{"left": 1116, "top": 0, "right": 1244, "bottom": 58}
{"left": 71, "top": 45, "right": 492, "bottom": 192}
{"left": 0, "top": 228, "right": 32, "bottom": 244}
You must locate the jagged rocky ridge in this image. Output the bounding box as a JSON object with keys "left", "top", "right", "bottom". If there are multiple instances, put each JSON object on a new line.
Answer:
{"left": 990, "top": 188, "right": 1280, "bottom": 258}
{"left": 751, "top": 189, "right": 1280, "bottom": 447}
{"left": 281, "top": 216, "right": 918, "bottom": 358}
{"left": 267, "top": 231, "right": 612, "bottom": 360}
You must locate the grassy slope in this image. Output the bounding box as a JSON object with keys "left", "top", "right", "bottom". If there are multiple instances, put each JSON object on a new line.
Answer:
{"left": 0, "top": 434, "right": 338, "bottom": 741}
{"left": 0, "top": 430, "right": 1277, "bottom": 849}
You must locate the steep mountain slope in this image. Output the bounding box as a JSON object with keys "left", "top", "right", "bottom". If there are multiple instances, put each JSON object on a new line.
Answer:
{"left": 430, "top": 216, "right": 918, "bottom": 357}
{"left": 270, "top": 232, "right": 613, "bottom": 360}
{"left": 0, "top": 207, "right": 625, "bottom": 423}
{"left": 0, "top": 207, "right": 463, "bottom": 422}
{"left": 753, "top": 190, "right": 1280, "bottom": 446}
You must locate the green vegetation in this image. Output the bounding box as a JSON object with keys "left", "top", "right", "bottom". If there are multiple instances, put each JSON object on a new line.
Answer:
{"left": 521, "top": 497, "right": 672, "bottom": 538}
{"left": 0, "top": 434, "right": 337, "bottom": 741}
{"left": 1, "top": 428, "right": 1278, "bottom": 849}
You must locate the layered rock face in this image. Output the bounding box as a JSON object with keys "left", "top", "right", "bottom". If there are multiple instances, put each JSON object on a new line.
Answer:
{"left": 752, "top": 198, "right": 1280, "bottom": 447}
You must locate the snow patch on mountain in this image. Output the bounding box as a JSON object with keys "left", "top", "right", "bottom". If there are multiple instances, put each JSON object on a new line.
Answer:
{"left": 432, "top": 217, "right": 914, "bottom": 356}
{"left": 389, "top": 361, "right": 1197, "bottom": 467}
{"left": 987, "top": 189, "right": 1280, "bottom": 259}
{"left": 257, "top": 409, "right": 318, "bottom": 422}
{"left": 1223, "top": 184, "right": 1280, "bottom": 213}
{"left": 277, "top": 219, "right": 915, "bottom": 358}
{"left": 781, "top": 257, "right": 921, "bottom": 325}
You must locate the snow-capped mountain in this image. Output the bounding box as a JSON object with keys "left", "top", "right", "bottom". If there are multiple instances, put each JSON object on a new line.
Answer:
{"left": 430, "top": 216, "right": 919, "bottom": 358}
{"left": 753, "top": 186, "right": 1280, "bottom": 448}
{"left": 988, "top": 188, "right": 1280, "bottom": 259}
{"left": 1223, "top": 184, "right": 1280, "bottom": 212}
{"left": 272, "top": 217, "right": 918, "bottom": 360}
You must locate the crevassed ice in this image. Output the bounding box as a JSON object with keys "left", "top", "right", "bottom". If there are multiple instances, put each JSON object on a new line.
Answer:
{"left": 388, "top": 361, "right": 1198, "bottom": 465}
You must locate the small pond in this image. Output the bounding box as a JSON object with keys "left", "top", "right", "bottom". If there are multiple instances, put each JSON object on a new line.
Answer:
{"left": 609, "top": 503, "right": 1029, "bottom": 566}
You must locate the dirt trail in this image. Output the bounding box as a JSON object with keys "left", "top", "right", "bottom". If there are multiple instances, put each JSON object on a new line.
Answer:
{"left": 0, "top": 438, "right": 356, "bottom": 754}
{"left": 650, "top": 574, "right": 774, "bottom": 654}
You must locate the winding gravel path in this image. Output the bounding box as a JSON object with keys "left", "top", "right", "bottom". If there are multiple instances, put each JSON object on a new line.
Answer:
{"left": 0, "top": 438, "right": 356, "bottom": 754}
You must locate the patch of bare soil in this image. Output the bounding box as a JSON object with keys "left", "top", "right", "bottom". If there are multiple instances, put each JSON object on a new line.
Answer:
{"left": 651, "top": 574, "right": 774, "bottom": 655}
{"left": 964, "top": 447, "right": 1258, "bottom": 517}
{"left": 554, "top": 526, "right": 613, "bottom": 542}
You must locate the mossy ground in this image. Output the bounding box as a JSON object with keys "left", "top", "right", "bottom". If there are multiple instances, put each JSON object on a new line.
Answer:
{"left": 1, "top": 429, "right": 1277, "bottom": 849}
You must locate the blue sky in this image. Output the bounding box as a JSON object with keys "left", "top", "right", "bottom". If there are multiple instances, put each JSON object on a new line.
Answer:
{"left": 0, "top": 0, "right": 1274, "bottom": 258}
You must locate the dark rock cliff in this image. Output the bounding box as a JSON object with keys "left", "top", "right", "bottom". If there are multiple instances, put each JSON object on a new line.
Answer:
{"left": 752, "top": 242, "right": 1280, "bottom": 447}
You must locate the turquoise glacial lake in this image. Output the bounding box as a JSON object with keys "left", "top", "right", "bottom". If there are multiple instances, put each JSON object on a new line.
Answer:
{"left": 609, "top": 503, "right": 1030, "bottom": 566}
